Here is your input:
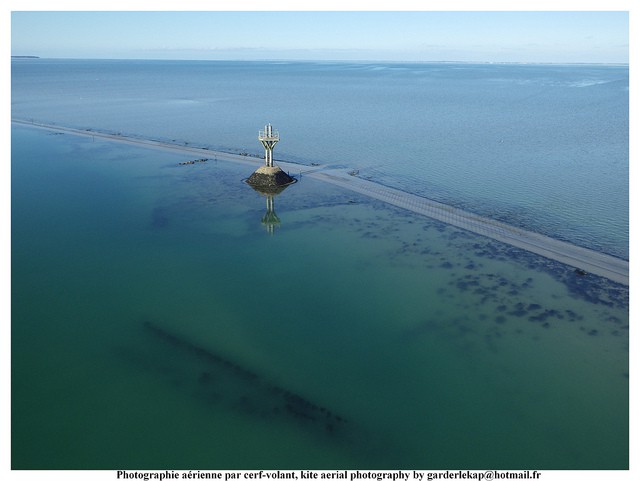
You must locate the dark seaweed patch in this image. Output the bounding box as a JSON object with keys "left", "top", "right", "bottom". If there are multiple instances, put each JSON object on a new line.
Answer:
{"left": 528, "top": 309, "right": 563, "bottom": 323}
{"left": 564, "top": 309, "right": 583, "bottom": 322}
{"left": 141, "top": 320, "right": 348, "bottom": 436}
{"left": 510, "top": 302, "right": 528, "bottom": 317}
{"left": 465, "top": 235, "right": 628, "bottom": 309}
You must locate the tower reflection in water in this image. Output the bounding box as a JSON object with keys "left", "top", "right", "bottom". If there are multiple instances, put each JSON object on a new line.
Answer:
{"left": 247, "top": 182, "right": 291, "bottom": 235}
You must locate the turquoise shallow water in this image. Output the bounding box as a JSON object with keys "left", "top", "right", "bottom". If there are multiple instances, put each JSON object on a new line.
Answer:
{"left": 12, "top": 125, "right": 628, "bottom": 469}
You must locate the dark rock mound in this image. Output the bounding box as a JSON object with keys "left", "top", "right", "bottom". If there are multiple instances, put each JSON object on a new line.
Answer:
{"left": 246, "top": 166, "right": 295, "bottom": 192}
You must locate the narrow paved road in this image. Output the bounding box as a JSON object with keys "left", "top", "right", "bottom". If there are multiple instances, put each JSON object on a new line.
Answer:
{"left": 13, "top": 119, "right": 628, "bottom": 285}
{"left": 308, "top": 169, "right": 629, "bottom": 286}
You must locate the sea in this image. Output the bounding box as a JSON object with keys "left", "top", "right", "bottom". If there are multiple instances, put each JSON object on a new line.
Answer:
{"left": 11, "top": 59, "right": 629, "bottom": 469}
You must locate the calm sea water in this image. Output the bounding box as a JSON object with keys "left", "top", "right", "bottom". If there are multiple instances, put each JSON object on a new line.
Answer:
{"left": 11, "top": 59, "right": 628, "bottom": 258}
{"left": 11, "top": 60, "right": 629, "bottom": 469}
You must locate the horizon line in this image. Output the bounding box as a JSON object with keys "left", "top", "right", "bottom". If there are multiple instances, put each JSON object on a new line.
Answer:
{"left": 10, "top": 56, "right": 630, "bottom": 67}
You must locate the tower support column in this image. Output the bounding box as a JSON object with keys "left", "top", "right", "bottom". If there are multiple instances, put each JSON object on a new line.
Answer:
{"left": 259, "top": 123, "right": 279, "bottom": 167}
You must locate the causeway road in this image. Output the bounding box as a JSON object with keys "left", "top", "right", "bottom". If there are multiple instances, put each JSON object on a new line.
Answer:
{"left": 13, "top": 119, "right": 629, "bottom": 286}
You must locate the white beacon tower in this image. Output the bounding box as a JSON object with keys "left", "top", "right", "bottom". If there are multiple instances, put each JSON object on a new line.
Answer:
{"left": 258, "top": 123, "right": 279, "bottom": 167}
{"left": 246, "top": 123, "right": 294, "bottom": 190}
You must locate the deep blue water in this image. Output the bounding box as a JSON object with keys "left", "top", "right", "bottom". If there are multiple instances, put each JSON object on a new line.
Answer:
{"left": 11, "top": 59, "right": 629, "bottom": 258}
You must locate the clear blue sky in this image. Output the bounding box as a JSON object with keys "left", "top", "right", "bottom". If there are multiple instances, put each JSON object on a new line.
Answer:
{"left": 10, "top": 10, "right": 629, "bottom": 64}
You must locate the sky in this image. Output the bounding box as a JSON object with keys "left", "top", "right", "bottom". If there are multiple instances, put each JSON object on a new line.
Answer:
{"left": 8, "top": 6, "right": 630, "bottom": 64}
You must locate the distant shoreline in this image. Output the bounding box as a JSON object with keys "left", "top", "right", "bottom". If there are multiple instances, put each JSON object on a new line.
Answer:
{"left": 9, "top": 56, "right": 628, "bottom": 67}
